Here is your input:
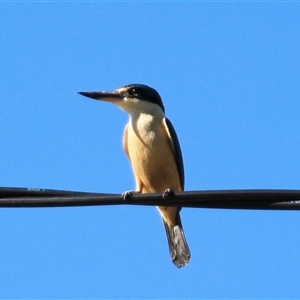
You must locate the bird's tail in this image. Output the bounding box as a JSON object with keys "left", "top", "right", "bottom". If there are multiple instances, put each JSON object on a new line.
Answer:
{"left": 162, "top": 213, "right": 191, "bottom": 268}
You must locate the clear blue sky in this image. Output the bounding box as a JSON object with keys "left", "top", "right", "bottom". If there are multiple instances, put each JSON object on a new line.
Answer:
{"left": 1, "top": 2, "right": 300, "bottom": 299}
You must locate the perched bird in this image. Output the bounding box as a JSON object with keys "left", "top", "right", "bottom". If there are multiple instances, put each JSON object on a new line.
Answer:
{"left": 78, "top": 84, "right": 191, "bottom": 267}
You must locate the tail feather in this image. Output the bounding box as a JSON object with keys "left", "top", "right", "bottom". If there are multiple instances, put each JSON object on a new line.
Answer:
{"left": 162, "top": 214, "right": 191, "bottom": 268}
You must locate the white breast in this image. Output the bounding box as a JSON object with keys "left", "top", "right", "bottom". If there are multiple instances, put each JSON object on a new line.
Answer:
{"left": 126, "top": 112, "right": 181, "bottom": 193}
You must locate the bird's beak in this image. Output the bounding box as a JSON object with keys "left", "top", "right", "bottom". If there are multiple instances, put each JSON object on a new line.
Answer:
{"left": 77, "top": 90, "right": 123, "bottom": 103}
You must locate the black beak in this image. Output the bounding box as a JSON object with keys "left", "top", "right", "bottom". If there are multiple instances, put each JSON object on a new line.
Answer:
{"left": 77, "top": 90, "right": 123, "bottom": 102}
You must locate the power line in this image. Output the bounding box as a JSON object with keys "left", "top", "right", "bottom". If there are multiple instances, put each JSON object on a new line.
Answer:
{"left": 1, "top": 187, "right": 300, "bottom": 210}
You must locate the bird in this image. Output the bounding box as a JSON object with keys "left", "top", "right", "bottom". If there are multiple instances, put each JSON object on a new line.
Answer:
{"left": 78, "top": 84, "right": 191, "bottom": 267}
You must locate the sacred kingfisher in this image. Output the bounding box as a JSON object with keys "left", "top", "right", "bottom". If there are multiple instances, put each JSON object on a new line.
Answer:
{"left": 78, "top": 84, "right": 191, "bottom": 267}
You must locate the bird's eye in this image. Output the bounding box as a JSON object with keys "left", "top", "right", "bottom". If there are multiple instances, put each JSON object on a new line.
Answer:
{"left": 128, "top": 88, "right": 138, "bottom": 97}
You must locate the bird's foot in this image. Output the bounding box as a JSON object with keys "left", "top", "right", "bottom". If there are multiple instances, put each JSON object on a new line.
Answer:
{"left": 122, "top": 190, "right": 138, "bottom": 201}
{"left": 163, "top": 188, "right": 175, "bottom": 200}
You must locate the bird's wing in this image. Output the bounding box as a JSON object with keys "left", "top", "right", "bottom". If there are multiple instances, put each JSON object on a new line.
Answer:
{"left": 163, "top": 118, "right": 185, "bottom": 190}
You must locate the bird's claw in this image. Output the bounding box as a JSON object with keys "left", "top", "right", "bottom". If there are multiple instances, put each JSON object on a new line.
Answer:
{"left": 122, "top": 190, "right": 136, "bottom": 201}
{"left": 163, "top": 188, "right": 175, "bottom": 200}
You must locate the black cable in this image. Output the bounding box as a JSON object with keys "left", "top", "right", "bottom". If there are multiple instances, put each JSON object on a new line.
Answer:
{"left": 1, "top": 187, "right": 300, "bottom": 210}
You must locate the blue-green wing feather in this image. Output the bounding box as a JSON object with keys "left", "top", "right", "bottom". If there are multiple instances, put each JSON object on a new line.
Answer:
{"left": 164, "top": 118, "right": 185, "bottom": 190}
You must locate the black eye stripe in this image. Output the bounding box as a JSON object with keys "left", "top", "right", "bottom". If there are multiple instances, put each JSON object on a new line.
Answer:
{"left": 121, "top": 84, "right": 165, "bottom": 112}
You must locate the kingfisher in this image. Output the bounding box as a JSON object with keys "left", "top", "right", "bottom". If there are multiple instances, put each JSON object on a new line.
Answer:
{"left": 78, "top": 84, "right": 191, "bottom": 267}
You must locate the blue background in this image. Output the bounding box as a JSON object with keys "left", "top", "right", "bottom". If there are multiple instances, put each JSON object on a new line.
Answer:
{"left": 1, "top": 2, "right": 300, "bottom": 298}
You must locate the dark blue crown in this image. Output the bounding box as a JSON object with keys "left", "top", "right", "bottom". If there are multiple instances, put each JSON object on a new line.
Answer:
{"left": 121, "top": 84, "right": 165, "bottom": 112}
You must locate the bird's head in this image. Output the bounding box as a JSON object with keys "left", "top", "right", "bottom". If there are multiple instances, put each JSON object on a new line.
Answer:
{"left": 78, "top": 84, "right": 165, "bottom": 116}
